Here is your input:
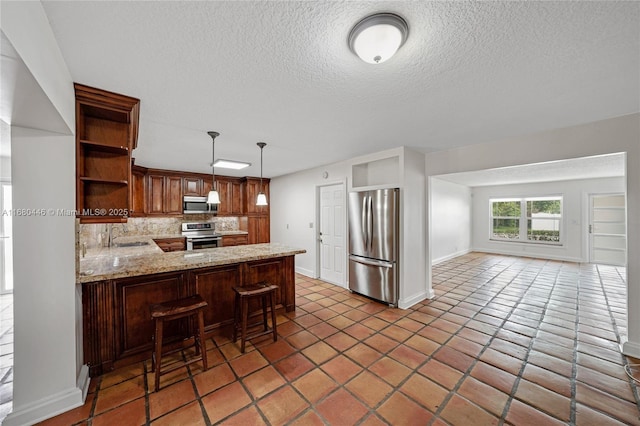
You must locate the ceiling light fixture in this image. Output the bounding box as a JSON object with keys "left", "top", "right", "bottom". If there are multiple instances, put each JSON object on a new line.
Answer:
{"left": 206, "top": 131, "right": 221, "bottom": 204}
{"left": 213, "top": 159, "right": 251, "bottom": 170}
{"left": 348, "top": 12, "right": 408, "bottom": 64}
{"left": 256, "top": 142, "right": 268, "bottom": 206}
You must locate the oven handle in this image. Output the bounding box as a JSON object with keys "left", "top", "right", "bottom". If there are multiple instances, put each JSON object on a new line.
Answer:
{"left": 184, "top": 236, "right": 222, "bottom": 242}
{"left": 185, "top": 235, "right": 222, "bottom": 250}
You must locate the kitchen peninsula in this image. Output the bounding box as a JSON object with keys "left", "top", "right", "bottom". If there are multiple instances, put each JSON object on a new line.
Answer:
{"left": 79, "top": 242, "right": 305, "bottom": 376}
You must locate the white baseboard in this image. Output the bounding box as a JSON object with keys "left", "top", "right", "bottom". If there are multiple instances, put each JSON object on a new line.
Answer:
{"left": 2, "top": 385, "right": 85, "bottom": 426}
{"left": 320, "top": 278, "right": 348, "bottom": 289}
{"left": 621, "top": 338, "right": 640, "bottom": 359}
{"left": 398, "top": 289, "right": 433, "bottom": 310}
{"left": 471, "top": 247, "right": 583, "bottom": 263}
{"left": 432, "top": 249, "right": 472, "bottom": 265}
{"left": 77, "top": 364, "right": 90, "bottom": 401}
{"left": 295, "top": 266, "right": 314, "bottom": 278}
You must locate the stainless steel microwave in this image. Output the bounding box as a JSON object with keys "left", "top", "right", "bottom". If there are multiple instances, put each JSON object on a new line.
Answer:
{"left": 183, "top": 196, "right": 217, "bottom": 215}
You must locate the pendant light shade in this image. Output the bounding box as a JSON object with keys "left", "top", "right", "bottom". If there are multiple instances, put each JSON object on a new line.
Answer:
{"left": 206, "top": 189, "right": 221, "bottom": 204}
{"left": 256, "top": 193, "right": 268, "bottom": 206}
{"left": 256, "top": 142, "right": 268, "bottom": 206}
{"left": 348, "top": 13, "right": 408, "bottom": 64}
{"left": 207, "top": 131, "right": 221, "bottom": 205}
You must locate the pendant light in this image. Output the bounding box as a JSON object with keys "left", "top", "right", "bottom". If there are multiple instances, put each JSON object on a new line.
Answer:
{"left": 256, "top": 142, "right": 268, "bottom": 206}
{"left": 206, "top": 131, "right": 221, "bottom": 204}
{"left": 348, "top": 13, "right": 409, "bottom": 64}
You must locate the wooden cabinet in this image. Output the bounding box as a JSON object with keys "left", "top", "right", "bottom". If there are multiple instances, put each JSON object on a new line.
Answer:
{"left": 202, "top": 178, "right": 212, "bottom": 196}
{"left": 123, "top": 164, "right": 268, "bottom": 222}
{"left": 166, "top": 176, "right": 183, "bottom": 214}
{"left": 153, "top": 237, "right": 186, "bottom": 252}
{"left": 147, "top": 174, "right": 183, "bottom": 215}
{"left": 130, "top": 165, "right": 146, "bottom": 217}
{"left": 243, "top": 177, "right": 270, "bottom": 215}
{"left": 82, "top": 255, "right": 297, "bottom": 376}
{"left": 217, "top": 177, "right": 244, "bottom": 216}
{"left": 113, "top": 272, "right": 187, "bottom": 364}
{"left": 74, "top": 83, "right": 140, "bottom": 223}
{"left": 221, "top": 234, "right": 248, "bottom": 247}
{"left": 242, "top": 177, "right": 270, "bottom": 243}
{"left": 247, "top": 216, "right": 270, "bottom": 244}
{"left": 183, "top": 177, "right": 202, "bottom": 196}
{"left": 190, "top": 264, "right": 242, "bottom": 330}
{"left": 243, "top": 256, "right": 295, "bottom": 312}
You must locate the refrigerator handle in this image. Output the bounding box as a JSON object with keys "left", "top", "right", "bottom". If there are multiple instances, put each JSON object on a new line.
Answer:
{"left": 368, "top": 195, "right": 373, "bottom": 252}
{"left": 361, "top": 195, "right": 368, "bottom": 250}
{"left": 349, "top": 255, "right": 394, "bottom": 268}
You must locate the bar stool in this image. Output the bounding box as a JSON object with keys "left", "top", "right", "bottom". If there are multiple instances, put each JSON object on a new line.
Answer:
{"left": 150, "top": 294, "right": 208, "bottom": 392}
{"left": 232, "top": 282, "right": 278, "bottom": 353}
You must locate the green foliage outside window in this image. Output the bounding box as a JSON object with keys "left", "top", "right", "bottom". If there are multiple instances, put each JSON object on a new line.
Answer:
{"left": 491, "top": 198, "right": 562, "bottom": 244}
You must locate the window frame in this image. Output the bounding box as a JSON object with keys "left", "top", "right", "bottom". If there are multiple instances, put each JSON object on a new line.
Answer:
{"left": 490, "top": 196, "right": 563, "bottom": 246}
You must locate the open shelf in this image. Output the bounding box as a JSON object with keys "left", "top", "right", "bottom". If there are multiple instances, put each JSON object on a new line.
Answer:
{"left": 75, "top": 83, "right": 140, "bottom": 223}
{"left": 79, "top": 177, "right": 128, "bottom": 185}
{"left": 80, "top": 180, "right": 129, "bottom": 213}
{"left": 352, "top": 156, "right": 400, "bottom": 189}
{"left": 80, "top": 139, "right": 129, "bottom": 154}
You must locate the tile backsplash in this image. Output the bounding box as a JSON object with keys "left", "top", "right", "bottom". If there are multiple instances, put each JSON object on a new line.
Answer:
{"left": 79, "top": 216, "right": 240, "bottom": 248}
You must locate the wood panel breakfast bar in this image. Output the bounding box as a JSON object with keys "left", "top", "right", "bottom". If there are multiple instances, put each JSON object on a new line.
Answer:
{"left": 78, "top": 242, "right": 305, "bottom": 377}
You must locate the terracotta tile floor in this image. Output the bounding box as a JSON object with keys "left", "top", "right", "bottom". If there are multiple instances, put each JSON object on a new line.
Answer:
{"left": 37, "top": 253, "right": 640, "bottom": 425}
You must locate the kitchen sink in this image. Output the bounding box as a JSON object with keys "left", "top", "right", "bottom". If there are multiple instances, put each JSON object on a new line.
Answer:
{"left": 115, "top": 241, "right": 150, "bottom": 247}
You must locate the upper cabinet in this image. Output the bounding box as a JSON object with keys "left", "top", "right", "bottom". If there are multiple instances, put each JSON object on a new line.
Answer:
{"left": 243, "top": 177, "right": 270, "bottom": 216}
{"left": 130, "top": 164, "right": 147, "bottom": 217}
{"left": 75, "top": 83, "right": 140, "bottom": 223}
{"left": 147, "top": 173, "right": 183, "bottom": 215}
{"left": 217, "top": 177, "right": 244, "bottom": 216}
{"left": 183, "top": 177, "right": 202, "bottom": 196}
{"left": 133, "top": 170, "right": 249, "bottom": 217}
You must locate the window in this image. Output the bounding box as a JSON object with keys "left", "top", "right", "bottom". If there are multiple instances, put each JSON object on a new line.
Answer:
{"left": 491, "top": 197, "right": 562, "bottom": 245}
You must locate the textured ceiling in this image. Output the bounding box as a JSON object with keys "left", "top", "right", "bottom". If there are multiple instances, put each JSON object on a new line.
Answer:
{"left": 435, "top": 153, "right": 625, "bottom": 187}
{"left": 40, "top": 1, "right": 639, "bottom": 178}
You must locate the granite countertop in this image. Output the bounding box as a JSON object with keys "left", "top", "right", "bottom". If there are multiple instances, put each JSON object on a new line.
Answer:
{"left": 82, "top": 231, "right": 248, "bottom": 258}
{"left": 78, "top": 242, "right": 305, "bottom": 284}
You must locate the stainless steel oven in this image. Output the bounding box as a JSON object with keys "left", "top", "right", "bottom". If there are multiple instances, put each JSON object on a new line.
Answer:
{"left": 187, "top": 235, "right": 222, "bottom": 250}
{"left": 181, "top": 222, "right": 222, "bottom": 250}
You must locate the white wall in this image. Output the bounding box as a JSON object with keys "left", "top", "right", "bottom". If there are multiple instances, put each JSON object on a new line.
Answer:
{"left": 1, "top": 120, "right": 11, "bottom": 179}
{"left": 271, "top": 146, "right": 428, "bottom": 308}
{"left": 424, "top": 113, "right": 640, "bottom": 359}
{"left": 399, "top": 151, "right": 430, "bottom": 306}
{"left": 8, "top": 129, "right": 82, "bottom": 425}
{"left": 0, "top": 2, "right": 74, "bottom": 133}
{"left": 271, "top": 161, "right": 350, "bottom": 277}
{"left": 0, "top": 157, "right": 10, "bottom": 180}
{"left": 1, "top": 2, "right": 86, "bottom": 425}
{"left": 471, "top": 177, "right": 625, "bottom": 262}
{"left": 430, "top": 178, "right": 472, "bottom": 264}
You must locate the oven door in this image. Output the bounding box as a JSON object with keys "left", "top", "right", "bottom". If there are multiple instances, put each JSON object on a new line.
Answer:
{"left": 186, "top": 236, "right": 222, "bottom": 250}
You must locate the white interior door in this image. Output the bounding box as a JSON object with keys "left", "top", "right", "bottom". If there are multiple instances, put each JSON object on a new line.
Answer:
{"left": 319, "top": 183, "right": 346, "bottom": 287}
{"left": 589, "top": 193, "right": 626, "bottom": 266}
{"left": 0, "top": 182, "right": 13, "bottom": 293}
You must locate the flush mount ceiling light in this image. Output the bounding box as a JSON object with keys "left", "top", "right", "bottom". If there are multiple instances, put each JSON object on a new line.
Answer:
{"left": 213, "top": 159, "right": 251, "bottom": 170}
{"left": 206, "top": 131, "right": 221, "bottom": 204}
{"left": 256, "top": 142, "right": 268, "bottom": 206}
{"left": 348, "top": 12, "right": 409, "bottom": 64}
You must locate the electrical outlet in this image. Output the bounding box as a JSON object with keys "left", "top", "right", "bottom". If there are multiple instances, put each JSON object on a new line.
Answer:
{"left": 309, "top": 222, "right": 313, "bottom": 228}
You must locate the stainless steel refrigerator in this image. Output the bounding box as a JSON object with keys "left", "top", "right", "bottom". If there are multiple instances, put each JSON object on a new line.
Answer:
{"left": 348, "top": 188, "right": 399, "bottom": 306}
